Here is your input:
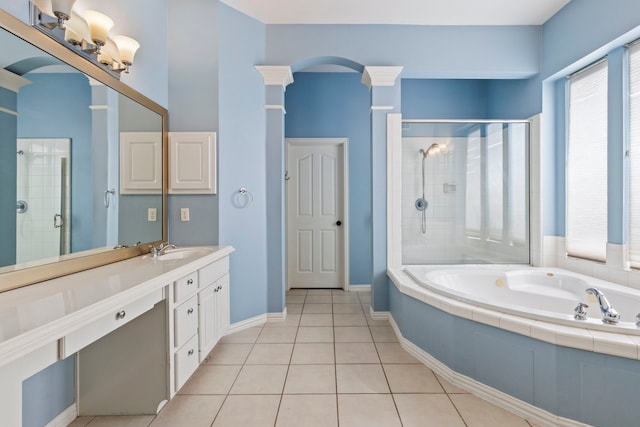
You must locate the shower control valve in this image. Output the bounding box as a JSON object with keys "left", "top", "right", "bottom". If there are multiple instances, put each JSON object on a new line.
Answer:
{"left": 574, "top": 302, "right": 589, "bottom": 320}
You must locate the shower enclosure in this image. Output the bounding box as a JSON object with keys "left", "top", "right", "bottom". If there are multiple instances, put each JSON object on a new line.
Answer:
{"left": 16, "top": 138, "right": 71, "bottom": 264}
{"left": 401, "top": 120, "right": 529, "bottom": 265}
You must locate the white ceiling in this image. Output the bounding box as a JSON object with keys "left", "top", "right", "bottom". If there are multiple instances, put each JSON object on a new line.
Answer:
{"left": 220, "top": 0, "right": 571, "bottom": 26}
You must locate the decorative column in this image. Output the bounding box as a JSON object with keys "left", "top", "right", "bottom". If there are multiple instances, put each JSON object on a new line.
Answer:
{"left": 361, "top": 66, "right": 403, "bottom": 312}
{"left": 255, "top": 65, "right": 294, "bottom": 315}
{"left": 0, "top": 69, "right": 30, "bottom": 267}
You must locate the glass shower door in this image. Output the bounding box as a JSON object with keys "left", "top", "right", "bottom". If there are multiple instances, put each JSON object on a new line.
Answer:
{"left": 16, "top": 138, "right": 71, "bottom": 264}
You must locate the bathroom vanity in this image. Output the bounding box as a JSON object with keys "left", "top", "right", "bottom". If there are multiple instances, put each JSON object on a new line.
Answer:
{"left": 0, "top": 245, "right": 233, "bottom": 425}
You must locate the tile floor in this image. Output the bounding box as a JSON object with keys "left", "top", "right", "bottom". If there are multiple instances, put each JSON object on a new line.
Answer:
{"left": 70, "top": 289, "right": 537, "bottom": 427}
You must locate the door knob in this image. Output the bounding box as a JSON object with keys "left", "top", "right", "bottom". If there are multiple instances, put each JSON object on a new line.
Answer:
{"left": 336, "top": 220, "right": 342, "bottom": 226}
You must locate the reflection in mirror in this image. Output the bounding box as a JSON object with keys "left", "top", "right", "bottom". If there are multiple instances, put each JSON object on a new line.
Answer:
{"left": 0, "top": 20, "right": 165, "bottom": 284}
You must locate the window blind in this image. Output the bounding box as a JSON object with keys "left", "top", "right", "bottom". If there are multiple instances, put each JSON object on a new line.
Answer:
{"left": 566, "top": 59, "right": 608, "bottom": 262}
{"left": 628, "top": 43, "right": 640, "bottom": 267}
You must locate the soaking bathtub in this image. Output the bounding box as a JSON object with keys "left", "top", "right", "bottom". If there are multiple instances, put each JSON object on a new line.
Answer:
{"left": 392, "top": 265, "right": 640, "bottom": 336}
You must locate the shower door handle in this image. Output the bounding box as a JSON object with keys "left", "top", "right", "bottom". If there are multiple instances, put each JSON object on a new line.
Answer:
{"left": 336, "top": 220, "right": 342, "bottom": 226}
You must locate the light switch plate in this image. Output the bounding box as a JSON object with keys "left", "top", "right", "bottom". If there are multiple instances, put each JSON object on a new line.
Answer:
{"left": 147, "top": 208, "right": 157, "bottom": 222}
{"left": 180, "top": 208, "right": 190, "bottom": 222}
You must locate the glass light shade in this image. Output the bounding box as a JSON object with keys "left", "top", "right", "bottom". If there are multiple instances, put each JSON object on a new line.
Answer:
{"left": 103, "top": 37, "right": 121, "bottom": 63}
{"left": 65, "top": 10, "right": 89, "bottom": 44}
{"left": 97, "top": 52, "right": 113, "bottom": 66}
{"left": 83, "top": 10, "right": 114, "bottom": 46}
{"left": 33, "top": 0, "right": 54, "bottom": 17}
{"left": 113, "top": 35, "right": 140, "bottom": 65}
{"left": 51, "top": 0, "right": 76, "bottom": 20}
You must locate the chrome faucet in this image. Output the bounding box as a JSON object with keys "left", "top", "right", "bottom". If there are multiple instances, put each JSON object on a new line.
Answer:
{"left": 586, "top": 288, "right": 620, "bottom": 325}
{"left": 150, "top": 242, "right": 176, "bottom": 257}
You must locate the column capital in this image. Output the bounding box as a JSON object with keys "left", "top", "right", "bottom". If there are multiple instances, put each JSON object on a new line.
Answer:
{"left": 255, "top": 65, "right": 294, "bottom": 89}
{"left": 0, "top": 69, "right": 31, "bottom": 93}
{"left": 361, "top": 66, "right": 403, "bottom": 88}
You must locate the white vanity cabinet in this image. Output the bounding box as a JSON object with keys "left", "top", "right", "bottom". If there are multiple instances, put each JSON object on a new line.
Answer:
{"left": 198, "top": 274, "right": 230, "bottom": 361}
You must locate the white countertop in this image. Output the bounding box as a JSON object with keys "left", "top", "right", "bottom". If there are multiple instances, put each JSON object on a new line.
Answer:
{"left": 0, "top": 246, "right": 234, "bottom": 366}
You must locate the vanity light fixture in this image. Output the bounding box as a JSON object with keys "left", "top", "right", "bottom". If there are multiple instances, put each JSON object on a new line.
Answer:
{"left": 30, "top": 1, "right": 141, "bottom": 78}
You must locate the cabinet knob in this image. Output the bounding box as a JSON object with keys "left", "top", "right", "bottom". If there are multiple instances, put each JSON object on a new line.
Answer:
{"left": 187, "top": 279, "right": 194, "bottom": 285}
{"left": 187, "top": 308, "right": 194, "bottom": 314}
{"left": 116, "top": 310, "right": 126, "bottom": 320}
{"left": 188, "top": 349, "right": 194, "bottom": 356}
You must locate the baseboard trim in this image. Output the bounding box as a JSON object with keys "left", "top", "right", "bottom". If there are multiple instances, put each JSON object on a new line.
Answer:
{"left": 267, "top": 308, "right": 287, "bottom": 322}
{"left": 369, "top": 307, "right": 390, "bottom": 320}
{"left": 387, "top": 315, "right": 589, "bottom": 427}
{"left": 45, "top": 404, "right": 76, "bottom": 427}
{"left": 348, "top": 284, "right": 371, "bottom": 291}
{"left": 226, "top": 314, "right": 267, "bottom": 334}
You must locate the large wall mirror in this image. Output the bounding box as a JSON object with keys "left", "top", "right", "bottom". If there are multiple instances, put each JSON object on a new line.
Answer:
{"left": 0, "top": 9, "right": 167, "bottom": 292}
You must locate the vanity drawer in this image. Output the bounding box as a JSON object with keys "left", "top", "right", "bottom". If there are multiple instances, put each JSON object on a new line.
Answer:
{"left": 199, "top": 257, "right": 229, "bottom": 288}
{"left": 59, "top": 289, "right": 163, "bottom": 359}
{"left": 173, "top": 272, "right": 198, "bottom": 303}
{"left": 175, "top": 334, "right": 199, "bottom": 391}
{"left": 174, "top": 295, "right": 198, "bottom": 348}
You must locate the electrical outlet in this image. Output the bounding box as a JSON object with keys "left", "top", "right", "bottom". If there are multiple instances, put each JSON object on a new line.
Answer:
{"left": 180, "top": 208, "right": 190, "bottom": 222}
{"left": 147, "top": 208, "right": 157, "bottom": 222}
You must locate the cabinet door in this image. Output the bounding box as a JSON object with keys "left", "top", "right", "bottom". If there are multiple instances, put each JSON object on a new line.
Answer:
{"left": 120, "top": 132, "right": 162, "bottom": 194}
{"left": 215, "top": 275, "right": 230, "bottom": 339}
{"left": 198, "top": 284, "right": 217, "bottom": 362}
{"left": 169, "top": 132, "right": 216, "bottom": 194}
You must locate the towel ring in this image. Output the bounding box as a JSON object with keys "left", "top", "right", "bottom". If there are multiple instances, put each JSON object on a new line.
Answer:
{"left": 235, "top": 187, "right": 254, "bottom": 208}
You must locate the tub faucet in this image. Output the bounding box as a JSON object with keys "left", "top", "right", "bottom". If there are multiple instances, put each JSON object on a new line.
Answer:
{"left": 586, "top": 288, "right": 620, "bottom": 325}
{"left": 150, "top": 242, "right": 176, "bottom": 257}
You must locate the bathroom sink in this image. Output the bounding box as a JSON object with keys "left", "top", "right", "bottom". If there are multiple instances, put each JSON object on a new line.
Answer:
{"left": 154, "top": 247, "right": 211, "bottom": 261}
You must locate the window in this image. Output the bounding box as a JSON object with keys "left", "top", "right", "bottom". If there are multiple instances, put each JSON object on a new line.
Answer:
{"left": 566, "top": 59, "right": 608, "bottom": 262}
{"left": 629, "top": 43, "right": 640, "bottom": 268}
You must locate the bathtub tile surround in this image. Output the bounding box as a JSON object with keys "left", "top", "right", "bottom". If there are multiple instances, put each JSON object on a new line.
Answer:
{"left": 69, "top": 289, "right": 535, "bottom": 427}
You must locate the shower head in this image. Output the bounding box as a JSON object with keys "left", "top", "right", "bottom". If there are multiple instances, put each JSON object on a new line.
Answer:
{"left": 419, "top": 143, "right": 440, "bottom": 158}
{"left": 17, "top": 150, "right": 24, "bottom": 156}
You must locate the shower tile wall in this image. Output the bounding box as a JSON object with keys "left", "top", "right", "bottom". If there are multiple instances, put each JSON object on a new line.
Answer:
{"left": 402, "top": 137, "right": 462, "bottom": 264}
{"left": 16, "top": 138, "right": 71, "bottom": 264}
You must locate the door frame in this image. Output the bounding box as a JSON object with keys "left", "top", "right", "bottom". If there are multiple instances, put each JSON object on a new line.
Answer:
{"left": 285, "top": 138, "right": 350, "bottom": 291}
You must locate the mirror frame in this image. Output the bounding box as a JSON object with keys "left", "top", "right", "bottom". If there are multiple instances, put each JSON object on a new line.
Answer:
{"left": 0, "top": 8, "right": 168, "bottom": 293}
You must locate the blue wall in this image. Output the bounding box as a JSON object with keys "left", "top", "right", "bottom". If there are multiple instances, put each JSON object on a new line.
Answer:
{"left": 0, "top": 88, "right": 17, "bottom": 267}
{"left": 285, "top": 72, "right": 372, "bottom": 285}
{"left": 17, "top": 73, "right": 93, "bottom": 253}
{"left": 217, "top": 3, "right": 268, "bottom": 322}
{"left": 402, "top": 79, "right": 488, "bottom": 119}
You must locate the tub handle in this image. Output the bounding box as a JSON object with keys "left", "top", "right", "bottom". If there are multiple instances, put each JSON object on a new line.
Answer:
{"left": 636, "top": 313, "right": 640, "bottom": 326}
{"left": 574, "top": 302, "right": 589, "bottom": 321}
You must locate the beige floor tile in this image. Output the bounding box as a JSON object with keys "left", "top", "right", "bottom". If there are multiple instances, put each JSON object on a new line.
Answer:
{"left": 205, "top": 343, "right": 252, "bottom": 365}
{"left": 332, "top": 303, "right": 363, "bottom": 314}
{"left": 276, "top": 394, "right": 338, "bottom": 427}
{"left": 375, "top": 342, "right": 420, "bottom": 364}
{"left": 230, "top": 365, "right": 288, "bottom": 394}
{"left": 305, "top": 295, "right": 333, "bottom": 304}
{"left": 287, "top": 289, "right": 308, "bottom": 296}
{"left": 245, "top": 343, "right": 294, "bottom": 364}
{"left": 435, "top": 373, "right": 469, "bottom": 394}
{"left": 306, "top": 289, "right": 332, "bottom": 296}
{"left": 332, "top": 293, "right": 361, "bottom": 303}
{"left": 338, "top": 394, "right": 402, "bottom": 427}
{"left": 299, "top": 313, "right": 333, "bottom": 326}
{"left": 257, "top": 326, "right": 298, "bottom": 343}
{"left": 150, "top": 395, "right": 225, "bottom": 427}
{"left": 450, "top": 394, "right": 530, "bottom": 427}
{"left": 335, "top": 342, "right": 380, "bottom": 363}
{"left": 267, "top": 313, "right": 301, "bottom": 327}
{"left": 394, "top": 394, "right": 466, "bottom": 427}
{"left": 334, "top": 326, "right": 373, "bottom": 342}
{"left": 358, "top": 294, "right": 372, "bottom": 303}
{"left": 82, "top": 416, "right": 153, "bottom": 427}
{"left": 370, "top": 326, "right": 399, "bottom": 342}
{"left": 212, "top": 395, "right": 280, "bottom": 427}
{"left": 67, "top": 417, "right": 93, "bottom": 427}
{"left": 179, "top": 365, "right": 241, "bottom": 395}
{"left": 302, "top": 303, "right": 333, "bottom": 314}
{"left": 283, "top": 364, "right": 336, "bottom": 394}
{"left": 219, "top": 327, "right": 262, "bottom": 344}
{"left": 286, "top": 295, "right": 306, "bottom": 304}
{"left": 383, "top": 364, "right": 444, "bottom": 393}
{"left": 336, "top": 364, "right": 389, "bottom": 393}
{"left": 291, "top": 343, "right": 335, "bottom": 364}
{"left": 333, "top": 313, "right": 368, "bottom": 326}
{"left": 287, "top": 303, "right": 303, "bottom": 314}
{"left": 296, "top": 326, "right": 334, "bottom": 343}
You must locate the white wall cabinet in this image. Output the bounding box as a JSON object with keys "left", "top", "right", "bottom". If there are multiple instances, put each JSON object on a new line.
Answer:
{"left": 120, "top": 132, "right": 163, "bottom": 194}
{"left": 169, "top": 132, "right": 217, "bottom": 194}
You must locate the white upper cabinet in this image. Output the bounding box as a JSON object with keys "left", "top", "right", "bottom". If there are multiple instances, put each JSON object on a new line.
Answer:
{"left": 169, "top": 132, "right": 217, "bottom": 194}
{"left": 120, "top": 132, "right": 163, "bottom": 194}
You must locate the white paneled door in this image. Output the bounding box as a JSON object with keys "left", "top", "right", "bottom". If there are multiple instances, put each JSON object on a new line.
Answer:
{"left": 286, "top": 139, "right": 348, "bottom": 289}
